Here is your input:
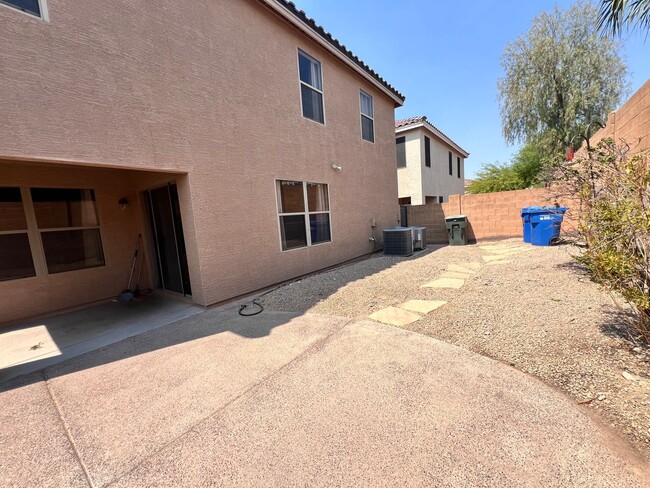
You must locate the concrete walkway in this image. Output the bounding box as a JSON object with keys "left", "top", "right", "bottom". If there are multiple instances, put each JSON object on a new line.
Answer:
{"left": 1, "top": 307, "right": 648, "bottom": 487}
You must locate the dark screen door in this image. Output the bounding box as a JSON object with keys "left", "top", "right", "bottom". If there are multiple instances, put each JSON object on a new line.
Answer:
{"left": 145, "top": 183, "right": 191, "bottom": 296}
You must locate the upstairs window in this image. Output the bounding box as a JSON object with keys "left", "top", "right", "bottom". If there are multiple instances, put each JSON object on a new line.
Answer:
{"left": 276, "top": 181, "right": 331, "bottom": 251}
{"left": 298, "top": 50, "right": 324, "bottom": 124}
{"left": 1, "top": 0, "right": 44, "bottom": 18}
{"left": 359, "top": 90, "right": 374, "bottom": 142}
{"left": 448, "top": 152, "right": 453, "bottom": 175}
{"left": 396, "top": 137, "right": 406, "bottom": 168}
{"left": 457, "top": 157, "right": 461, "bottom": 178}
{"left": 424, "top": 136, "right": 431, "bottom": 167}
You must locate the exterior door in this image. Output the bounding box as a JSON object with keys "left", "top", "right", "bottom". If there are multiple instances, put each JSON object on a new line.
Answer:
{"left": 145, "top": 183, "right": 191, "bottom": 296}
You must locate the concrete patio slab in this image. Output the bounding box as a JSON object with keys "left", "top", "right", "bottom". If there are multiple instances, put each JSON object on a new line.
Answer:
{"left": 440, "top": 271, "right": 472, "bottom": 280}
{"left": 109, "top": 320, "right": 649, "bottom": 487}
{"left": 42, "top": 309, "right": 351, "bottom": 487}
{"left": 399, "top": 300, "right": 447, "bottom": 314}
{"left": 421, "top": 278, "right": 465, "bottom": 289}
{"left": 0, "top": 372, "right": 88, "bottom": 488}
{"left": 368, "top": 306, "right": 422, "bottom": 326}
{"left": 483, "top": 254, "right": 513, "bottom": 262}
{"left": 447, "top": 263, "right": 476, "bottom": 274}
{"left": 0, "top": 294, "right": 203, "bottom": 383}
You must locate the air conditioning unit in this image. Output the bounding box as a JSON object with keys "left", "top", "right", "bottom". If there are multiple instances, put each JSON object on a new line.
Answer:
{"left": 383, "top": 228, "right": 414, "bottom": 256}
{"left": 411, "top": 226, "right": 427, "bottom": 251}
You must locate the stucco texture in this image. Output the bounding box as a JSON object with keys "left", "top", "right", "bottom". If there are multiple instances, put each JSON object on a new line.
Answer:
{"left": 0, "top": 0, "right": 400, "bottom": 321}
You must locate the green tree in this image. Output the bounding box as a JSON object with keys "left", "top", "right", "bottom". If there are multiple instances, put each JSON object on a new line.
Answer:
{"left": 598, "top": 0, "right": 650, "bottom": 36}
{"left": 498, "top": 2, "right": 628, "bottom": 158}
{"left": 467, "top": 143, "right": 543, "bottom": 194}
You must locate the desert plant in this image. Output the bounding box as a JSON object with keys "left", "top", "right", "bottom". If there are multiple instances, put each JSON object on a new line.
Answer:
{"left": 554, "top": 138, "right": 650, "bottom": 341}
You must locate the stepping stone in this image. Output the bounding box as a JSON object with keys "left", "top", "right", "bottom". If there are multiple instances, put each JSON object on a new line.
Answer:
{"left": 399, "top": 300, "right": 447, "bottom": 314}
{"left": 479, "top": 245, "right": 515, "bottom": 251}
{"left": 486, "top": 260, "right": 512, "bottom": 265}
{"left": 368, "top": 307, "right": 422, "bottom": 326}
{"left": 483, "top": 254, "right": 510, "bottom": 262}
{"left": 440, "top": 271, "right": 471, "bottom": 280}
{"left": 422, "top": 278, "right": 465, "bottom": 289}
{"left": 460, "top": 262, "right": 482, "bottom": 270}
{"left": 447, "top": 264, "right": 475, "bottom": 274}
{"left": 485, "top": 248, "right": 521, "bottom": 255}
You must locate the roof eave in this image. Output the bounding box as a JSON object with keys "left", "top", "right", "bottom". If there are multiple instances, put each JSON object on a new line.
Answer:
{"left": 396, "top": 122, "right": 469, "bottom": 157}
{"left": 260, "top": 0, "right": 405, "bottom": 107}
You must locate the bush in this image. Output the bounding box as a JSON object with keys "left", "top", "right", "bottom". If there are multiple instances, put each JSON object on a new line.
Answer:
{"left": 555, "top": 138, "right": 650, "bottom": 341}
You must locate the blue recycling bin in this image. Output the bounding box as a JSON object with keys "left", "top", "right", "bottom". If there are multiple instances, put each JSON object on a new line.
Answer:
{"left": 520, "top": 206, "right": 542, "bottom": 243}
{"left": 529, "top": 207, "right": 568, "bottom": 246}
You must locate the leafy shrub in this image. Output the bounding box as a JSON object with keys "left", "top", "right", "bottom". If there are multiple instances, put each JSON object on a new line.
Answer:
{"left": 555, "top": 138, "right": 650, "bottom": 341}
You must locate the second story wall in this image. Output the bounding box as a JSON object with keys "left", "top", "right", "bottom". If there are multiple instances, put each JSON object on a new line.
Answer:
{"left": 421, "top": 131, "right": 465, "bottom": 201}
{"left": 0, "top": 0, "right": 398, "bottom": 174}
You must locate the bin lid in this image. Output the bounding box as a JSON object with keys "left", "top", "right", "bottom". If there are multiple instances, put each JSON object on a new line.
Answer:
{"left": 527, "top": 206, "right": 568, "bottom": 214}
{"left": 445, "top": 215, "right": 467, "bottom": 220}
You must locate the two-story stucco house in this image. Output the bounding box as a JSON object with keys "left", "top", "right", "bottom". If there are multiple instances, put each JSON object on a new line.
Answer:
{"left": 0, "top": 0, "right": 404, "bottom": 324}
{"left": 395, "top": 116, "right": 469, "bottom": 205}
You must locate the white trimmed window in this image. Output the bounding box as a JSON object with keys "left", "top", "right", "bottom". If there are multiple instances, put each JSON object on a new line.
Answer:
{"left": 276, "top": 180, "right": 331, "bottom": 251}
{"left": 1, "top": 0, "right": 48, "bottom": 19}
{"left": 360, "top": 90, "right": 374, "bottom": 142}
{"left": 298, "top": 50, "right": 325, "bottom": 124}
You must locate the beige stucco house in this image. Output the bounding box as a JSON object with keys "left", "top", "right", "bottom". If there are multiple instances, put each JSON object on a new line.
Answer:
{"left": 395, "top": 116, "right": 469, "bottom": 205}
{"left": 0, "top": 0, "right": 405, "bottom": 324}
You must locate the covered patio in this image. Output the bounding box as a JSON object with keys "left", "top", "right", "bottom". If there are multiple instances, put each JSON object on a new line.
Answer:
{"left": 0, "top": 292, "right": 203, "bottom": 383}
{"left": 0, "top": 159, "right": 201, "bottom": 326}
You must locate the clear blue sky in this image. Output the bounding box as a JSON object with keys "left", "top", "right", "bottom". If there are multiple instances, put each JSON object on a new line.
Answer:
{"left": 293, "top": 0, "right": 650, "bottom": 178}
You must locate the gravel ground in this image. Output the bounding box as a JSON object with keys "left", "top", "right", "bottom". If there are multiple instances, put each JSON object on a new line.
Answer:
{"left": 262, "top": 238, "right": 650, "bottom": 457}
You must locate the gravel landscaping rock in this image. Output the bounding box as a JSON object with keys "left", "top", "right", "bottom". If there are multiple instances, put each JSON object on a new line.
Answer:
{"left": 262, "top": 238, "right": 650, "bottom": 457}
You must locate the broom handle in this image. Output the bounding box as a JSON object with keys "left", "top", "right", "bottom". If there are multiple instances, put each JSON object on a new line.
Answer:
{"left": 126, "top": 234, "right": 141, "bottom": 290}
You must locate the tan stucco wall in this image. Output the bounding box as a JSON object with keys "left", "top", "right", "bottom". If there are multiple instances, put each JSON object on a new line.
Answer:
{"left": 0, "top": 0, "right": 400, "bottom": 319}
{"left": 396, "top": 127, "right": 465, "bottom": 204}
{"left": 591, "top": 79, "right": 650, "bottom": 153}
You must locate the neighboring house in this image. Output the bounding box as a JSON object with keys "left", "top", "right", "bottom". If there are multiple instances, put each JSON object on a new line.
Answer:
{"left": 464, "top": 179, "right": 474, "bottom": 194}
{"left": 0, "top": 0, "right": 405, "bottom": 324}
{"left": 395, "top": 116, "right": 469, "bottom": 205}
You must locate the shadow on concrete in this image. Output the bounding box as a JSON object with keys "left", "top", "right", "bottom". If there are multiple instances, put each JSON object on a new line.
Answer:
{"left": 0, "top": 303, "right": 306, "bottom": 392}
{"left": 0, "top": 247, "right": 448, "bottom": 390}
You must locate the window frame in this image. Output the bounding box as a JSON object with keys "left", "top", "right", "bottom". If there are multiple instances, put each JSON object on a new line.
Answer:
{"left": 448, "top": 151, "right": 453, "bottom": 175}
{"left": 275, "top": 180, "right": 332, "bottom": 252}
{"left": 0, "top": 186, "right": 107, "bottom": 280}
{"left": 396, "top": 136, "right": 406, "bottom": 168}
{"left": 297, "top": 49, "right": 326, "bottom": 125}
{"left": 0, "top": 0, "right": 49, "bottom": 20}
{"left": 28, "top": 186, "right": 106, "bottom": 276}
{"left": 0, "top": 187, "right": 36, "bottom": 281}
{"left": 424, "top": 136, "right": 431, "bottom": 167}
{"left": 359, "top": 90, "right": 375, "bottom": 143}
